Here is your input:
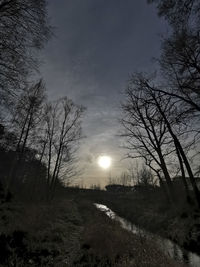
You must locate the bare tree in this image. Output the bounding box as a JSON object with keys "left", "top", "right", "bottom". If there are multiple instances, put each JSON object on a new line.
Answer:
{"left": 127, "top": 161, "right": 136, "bottom": 186}
{"left": 146, "top": 0, "right": 200, "bottom": 205}
{"left": 0, "top": 0, "right": 50, "bottom": 101}
{"left": 44, "top": 97, "right": 85, "bottom": 199}
{"left": 148, "top": 0, "right": 200, "bottom": 114}
{"left": 131, "top": 73, "right": 200, "bottom": 205}
{"left": 121, "top": 84, "right": 175, "bottom": 201}
{"left": 119, "top": 171, "right": 131, "bottom": 186}
{"left": 6, "top": 80, "right": 46, "bottom": 194}
{"left": 136, "top": 165, "right": 155, "bottom": 187}
{"left": 158, "top": 29, "right": 200, "bottom": 113}
{"left": 13, "top": 80, "right": 46, "bottom": 154}
{"left": 148, "top": 0, "right": 200, "bottom": 28}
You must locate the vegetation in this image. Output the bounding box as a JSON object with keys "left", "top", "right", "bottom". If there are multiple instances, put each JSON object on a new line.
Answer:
{"left": 0, "top": 0, "right": 200, "bottom": 266}
{"left": 0, "top": 193, "right": 187, "bottom": 266}
{"left": 0, "top": 0, "right": 86, "bottom": 202}
{"left": 73, "top": 184, "right": 200, "bottom": 256}
{"left": 120, "top": 0, "right": 200, "bottom": 208}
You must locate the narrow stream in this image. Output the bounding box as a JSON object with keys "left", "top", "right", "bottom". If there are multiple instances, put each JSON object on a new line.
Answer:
{"left": 94, "top": 203, "right": 200, "bottom": 267}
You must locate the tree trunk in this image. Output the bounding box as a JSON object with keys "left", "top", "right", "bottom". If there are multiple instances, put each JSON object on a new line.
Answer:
{"left": 175, "top": 146, "right": 191, "bottom": 201}
{"left": 153, "top": 95, "right": 200, "bottom": 207}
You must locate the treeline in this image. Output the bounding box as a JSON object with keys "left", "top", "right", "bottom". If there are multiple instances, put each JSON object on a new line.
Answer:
{"left": 0, "top": 0, "right": 84, "bottom": 201}
{"left": 121, "top": 0, "right": 200, "bottom": 206}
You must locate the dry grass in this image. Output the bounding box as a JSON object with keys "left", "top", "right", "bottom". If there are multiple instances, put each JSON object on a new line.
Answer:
{"left": 0, "top": 199, "right": 82, "bottom": 266}
{"left": 74, "top": 200, "right": 186, "bottom": 267}
{"left": 0, "top": 197, "right": 187, "bottom": 266}
{"left": 82, "top": 188, "right": 200, "bottom": 253}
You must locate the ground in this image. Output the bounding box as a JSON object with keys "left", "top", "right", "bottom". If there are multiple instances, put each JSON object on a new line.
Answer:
{"left": 0, "top": 190, "right": 187, "bottom": 266}
{"left": 82, "top": 188, "right": 200, "bottom": 254}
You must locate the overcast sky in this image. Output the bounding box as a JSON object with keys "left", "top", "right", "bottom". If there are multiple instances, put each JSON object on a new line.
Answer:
{"left": 40, "top": 0, "right": 168, "bottom": 188}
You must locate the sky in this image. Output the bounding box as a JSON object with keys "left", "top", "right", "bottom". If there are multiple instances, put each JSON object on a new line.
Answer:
{"left": 40, "top": 0, "right": 168, "bottom": 188}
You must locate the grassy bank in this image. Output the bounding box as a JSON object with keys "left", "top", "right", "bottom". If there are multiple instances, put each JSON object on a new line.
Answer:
{"left": 0, "top": 199, "right": 82, "bottom": 266}
{"left": 0, "top": 193, "right": 186, "bottom": 266}
{"left": 75, "top": 188, "right": 200, "bottom": 254}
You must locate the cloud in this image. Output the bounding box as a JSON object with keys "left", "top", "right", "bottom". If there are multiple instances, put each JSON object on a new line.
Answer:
{"left": 40, "top": 0, "right": 167, "bottom": 187}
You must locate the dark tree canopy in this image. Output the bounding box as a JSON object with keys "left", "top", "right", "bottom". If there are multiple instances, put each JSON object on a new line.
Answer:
{"left": 0, "top": 0, "right": 50, "bottom": 99}
{"left": 147, "top": 0, "right": 200, "bottom": 113}
{"left": 148, "top": 0, "right": 200, "bottom": 28}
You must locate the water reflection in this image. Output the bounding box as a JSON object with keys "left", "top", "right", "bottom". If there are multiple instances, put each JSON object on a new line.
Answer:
{"left": 94, "top": 203, "right": 200, "bottom": 267}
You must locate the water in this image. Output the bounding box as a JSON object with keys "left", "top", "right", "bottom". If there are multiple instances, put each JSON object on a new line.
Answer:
{"left": 94, "top": 203, "right": 200, "bottom": 267}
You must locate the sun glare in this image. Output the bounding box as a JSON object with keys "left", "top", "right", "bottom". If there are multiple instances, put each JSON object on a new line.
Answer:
{"left": 98, "top": 156, "right": 111, "bottom": 169}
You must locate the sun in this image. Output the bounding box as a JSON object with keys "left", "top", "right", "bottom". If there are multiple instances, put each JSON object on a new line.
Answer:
{"left": 98, "top": 156, "right": 111, "bottom": 169}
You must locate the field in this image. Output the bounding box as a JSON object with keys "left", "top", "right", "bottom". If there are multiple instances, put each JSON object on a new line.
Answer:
{"left": 0, "top": 189, "right": 187, "bottom": 267}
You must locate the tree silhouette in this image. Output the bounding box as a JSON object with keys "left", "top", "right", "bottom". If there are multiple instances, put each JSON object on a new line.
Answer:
{"left": 0, "top": 0, "right": 50, "bottom": 103}
{"left": 44, "top": 97, "right": 85, "bottom": 199}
